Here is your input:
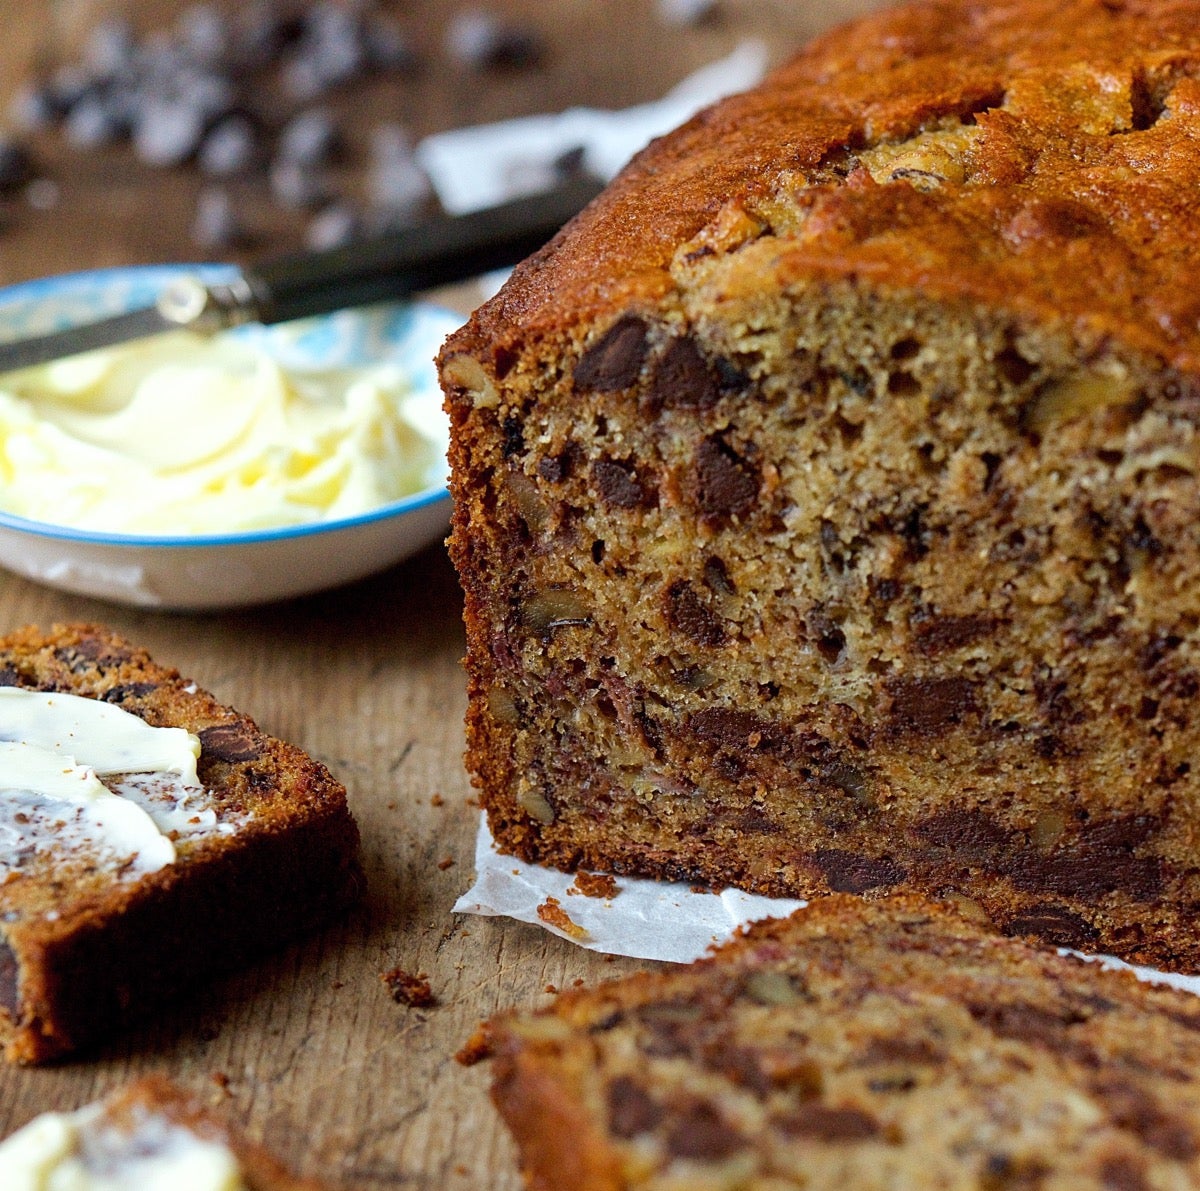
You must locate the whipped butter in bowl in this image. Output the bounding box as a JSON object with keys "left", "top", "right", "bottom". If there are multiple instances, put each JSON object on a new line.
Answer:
{"left": 0, "top": 265, "right": 462, "bottom": 609}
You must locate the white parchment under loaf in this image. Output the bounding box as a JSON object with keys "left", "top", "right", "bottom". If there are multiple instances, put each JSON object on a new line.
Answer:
{"left": 454, "top": 815, "right": 1200, "bottom": 997}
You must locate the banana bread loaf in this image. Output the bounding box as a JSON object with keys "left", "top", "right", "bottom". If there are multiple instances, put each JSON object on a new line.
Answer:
{"left": 0, "top": 1076, "right": 328, "bottom": 1189}
{"left": 480, "top": 896, "right": 1200, "bottom": 1191}
{"left": 441, "top": 0, "right": 1200, "bottom": 970}
{"left": 0, "top": 623, "right": 362, "bottom": 1063}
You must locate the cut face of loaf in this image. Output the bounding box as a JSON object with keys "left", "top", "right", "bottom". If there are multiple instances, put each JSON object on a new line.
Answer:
{"left": 442, "top": 0, "right": 1200, "bottom": 971}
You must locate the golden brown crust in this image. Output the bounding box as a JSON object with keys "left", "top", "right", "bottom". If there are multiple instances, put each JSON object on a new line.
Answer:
{"left": 441, "top": 0, "right": 1200, "bottom": 972}
{"left": 446, "top": 0, "right": 1200, "bottom": 373}
{"left": 0, "top": 623, "right": 364, "bottom": 1064}
{"left": 491, "top": 1057, "right": 624, "bottom": 1191}
{"left": 486, "top": 896, "right": 1200, "bottom": 1190}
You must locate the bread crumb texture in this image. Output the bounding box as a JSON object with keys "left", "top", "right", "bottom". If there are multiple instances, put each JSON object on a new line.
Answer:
{"left": 442, "top": 0, "right": 1200, "bottom": 972}
{"left": 487, "top": 896, "right": 1200, "bottom": 1191}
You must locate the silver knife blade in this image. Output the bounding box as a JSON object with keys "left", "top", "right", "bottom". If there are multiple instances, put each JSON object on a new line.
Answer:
{"left": 0, "top": 303, "right": 182, "bottom": 374}
{"left": 0, "top": 176, "right": 604, "bottom": 375}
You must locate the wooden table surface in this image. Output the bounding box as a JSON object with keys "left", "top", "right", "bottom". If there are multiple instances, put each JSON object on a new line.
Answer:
{"left": 0, "top": 2, "right": 886, "bottom": 1187}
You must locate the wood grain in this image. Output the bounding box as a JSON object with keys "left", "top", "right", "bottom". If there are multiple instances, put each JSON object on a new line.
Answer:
{"left": 0, "top": 1, "right": 888, "bottom": 1187}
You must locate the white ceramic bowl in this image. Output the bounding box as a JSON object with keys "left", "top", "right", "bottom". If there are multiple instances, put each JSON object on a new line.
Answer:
{"left": 0, "top": 265, "right": 462, "bottom": 610}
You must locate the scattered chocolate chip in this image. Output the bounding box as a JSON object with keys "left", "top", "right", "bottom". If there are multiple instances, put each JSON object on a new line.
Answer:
{"left": 0, "top": 940, "right": 19, "bottom": 1016}
{"left": 57, "top": 635, "right": 130, "bottom": 667}
{"left": 197, "top": 114, "right": 259, "bottom": 176}
{"left": 995, "top": 346, "right": 1036, "bottom": 387}
{"left": 0, "top": 140, "right": 34, "bottom": 196}
{"left": 693, "top": 436, "right": 759, "bottom": 521}
{"left": 192, "top": 185, "right": 244, "bottom": 249}
{"left": 269, "top": 157, "right": 328, "bottom": 209}
{"left": 871, "top": 577, "right": 902, "bottom": 603}
{"left": 776, "top": 1104, "right": 881, "bottom": 1142}
{"left": 444, "top": 8, "right": 543, "bottom": 68}
{"left": 813, "top": 849, "right": 906, "bottom": 893}
{"left": 861, "top": 1036, "right": 942, "bottom": 1065}
{"left": 968, "top": 999, "right": 1088, "bottom": 1049}
{"left": 363, "top": 15, "right": 417, "bottom": 71}
{"left": 643, "top": 336, "right": 720, "bottom": 416}
{"left": 574, "top": 317, "right": 650, "bottom": 392}
{"left": 537, "top": 453, "right": 570, "bottom": 483}
{"left": 714, "top": 356, "right": 751, "bottom": 392}
{"left": 657, "top": 0, "right": 720, "bottom": 25}
{"left": 982, "top": 1153, "right": 1050, "bottom": 1189}
{"left": 305, "top": 202, "right": 361, "bottom": 250}
{"left": 1006, "top": 197, "right": 1110, "bottom": 248}
{"left": 0, "top": 667, "right": 18, "bottom": 687}
{"left": 664, "top": 579, "right": 726, "bottom": 647}
{"left": 607, "top": 1076, "right": 665, "bottom": 1138}
{"left": 588, "top": 1009, "right": 626, "bottom": 1034}
{"left": 703, "top": 555, "right": 735, "bottom": 595}
{"left": 1004, "top": 834, "right": 1163, "bottom": 902}
{"left": 593, "top": 458, "right": 652, "bottom": 509}
{"left": 199, "top": 723, "right": 262, "bottom": 763}
{"left": 134, "top": 97, "right": 208, "bottom": 166}
{"left": 501, "top": 416, "right": 525, "bottom": 459}
{"left": 279, "top": 106, "right": 340, "bottom": 166}
{"left": 64, "top": 95, "right": 126, "bottom": 149}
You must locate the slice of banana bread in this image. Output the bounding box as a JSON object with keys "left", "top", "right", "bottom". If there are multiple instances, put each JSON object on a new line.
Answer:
{"left": 441, "top": 0, "right": 1200, "bottom": 970}
{"left": 0, "top": 623, "right": 363, "bottom": 1063}
{"left": 0, "top": 1076, "right": 328, "bottom": 1189}
{"left": 481, "top": 896, "right": 1200, "bottom": 1191}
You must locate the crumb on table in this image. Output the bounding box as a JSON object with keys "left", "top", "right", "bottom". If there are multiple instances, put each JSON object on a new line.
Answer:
{"left": 536, "top": 896, "right": 589, "bottom": 939}
{"left": 454, "top": 1023, "right": 494, "bottom": 1066}
{"left": 569, "top": 870, "right": 618, "bottom": 899}
{"left": 381, "top": 967, "right": 437, "bottom": 1007}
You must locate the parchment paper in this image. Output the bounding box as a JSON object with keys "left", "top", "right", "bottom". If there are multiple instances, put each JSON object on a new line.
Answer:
{"left": 455, "top": 814, "right": 1200, "bottom": 997}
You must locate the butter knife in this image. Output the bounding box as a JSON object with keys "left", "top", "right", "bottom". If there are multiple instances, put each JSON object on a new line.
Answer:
{"left": 0, "top": 174, "right": 603, "bottom": 374}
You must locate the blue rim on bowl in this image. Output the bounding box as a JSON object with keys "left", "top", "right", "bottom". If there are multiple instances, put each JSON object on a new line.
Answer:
{"left": 0, "top": 264, "right": 464, "bottom": 607}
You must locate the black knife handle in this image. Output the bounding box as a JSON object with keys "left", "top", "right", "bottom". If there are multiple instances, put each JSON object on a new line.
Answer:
{"left": 244, "top": 175, "right": 604, "bottom": 326}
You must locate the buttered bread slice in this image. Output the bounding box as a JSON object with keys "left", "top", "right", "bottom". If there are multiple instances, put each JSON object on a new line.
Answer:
{"left": 0, "top": 623, "right": 362, "bottom": 1063}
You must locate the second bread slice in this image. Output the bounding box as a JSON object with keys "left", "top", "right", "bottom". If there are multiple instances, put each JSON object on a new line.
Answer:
{"left": 482, "top": 895, "right": 1200, "bottom": 1190}
{"left": 0, "top": 622, "right": 363, "bottom": 1064}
